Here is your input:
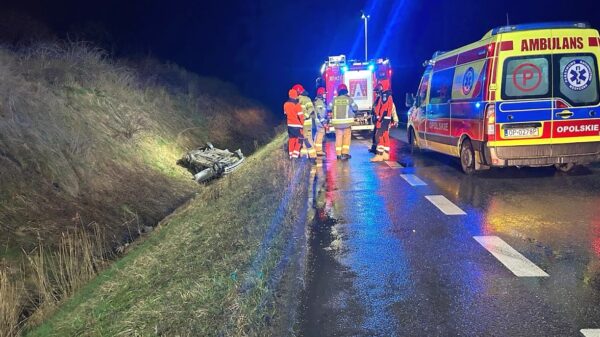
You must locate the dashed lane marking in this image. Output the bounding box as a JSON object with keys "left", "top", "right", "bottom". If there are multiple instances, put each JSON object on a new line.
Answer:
{"left": 385, "top": 161, "right": 403, "bottom": 169}
{"left": 425, "top": 195, "right": 466, "bottom": 215}
{"left": 400, "top": 174, "right": 427, "bottom": 186}
{"left": 581, "top": 329, "right": 600, "bottom": 337}
{"left": 474, "top": 236, "right": 549, "bottom": 277}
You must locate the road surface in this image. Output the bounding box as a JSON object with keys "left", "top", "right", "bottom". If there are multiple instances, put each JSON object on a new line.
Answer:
{"left": 298, "top": 128, "right": 600, "bottom": 337}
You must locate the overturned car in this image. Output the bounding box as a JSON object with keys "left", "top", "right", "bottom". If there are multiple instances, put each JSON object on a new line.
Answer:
{"left": 177, "top": 143, "right": 244, "bottom": 183}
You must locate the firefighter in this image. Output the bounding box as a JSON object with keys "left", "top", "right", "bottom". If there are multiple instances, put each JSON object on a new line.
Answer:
{"left": 313, "top": 87, "right": 328, "bottom": 156}
{"left": 328, "top": 83, "right": 358, "bottom": 160}
{"left": 371, "top": 83, "right": 397, "bottom": 162}
{"left": 293, "top": 84, "right": 317, "bottom": 161}
{"left": 369, "top": 83, "right": 384, "bottom": 154}
{"left": 284, "top": 89, "right": 303, "bottom": 159}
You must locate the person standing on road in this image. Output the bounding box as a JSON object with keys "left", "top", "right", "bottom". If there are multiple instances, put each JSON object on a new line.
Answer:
{"left": 284, "top": 89, "right": 304, "bottom": 159}
{"left": 328, "top": 84, "right": 358, "bottom": 160}
{"left": 369, "top": 83, "right": 384, "bottom": 154}
{"left": 293, "top": 84, "right": 317, "bottom": 162}
{"left": 313, "top": 87, "right": 328, "bottom": 156}
{"left": 371, "top": 83, "right": 397, "bottom": 162}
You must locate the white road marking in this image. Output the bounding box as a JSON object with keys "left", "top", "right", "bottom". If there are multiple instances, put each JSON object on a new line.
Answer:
{"left": 474, "top": 236, "right": 549, "bottom": 277}
{"left": 581, "top": 329, "right": 600, "bottom": 337}
{"left": 400, "top": 174, "right": 427, "bottom": 186}
{"left": 425, "top": 195, "right": 466, "bottom": 215}
{"left": 385, "top": 161, "right": 402, "bottom": 168}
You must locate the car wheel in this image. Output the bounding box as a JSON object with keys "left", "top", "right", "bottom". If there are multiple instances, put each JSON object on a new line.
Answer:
{"left": 460, "top": 139, "right": 476, "bottom": 175}
{"left": 555, "top": 162, "right": 575, "bottom": 173}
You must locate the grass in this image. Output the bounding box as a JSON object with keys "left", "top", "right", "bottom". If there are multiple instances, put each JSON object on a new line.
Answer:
{"left": 0, "top": 41, "right": 276, "bottom": 336}
{"left": 24, "top": 134, "right": 311, "bottom": 337}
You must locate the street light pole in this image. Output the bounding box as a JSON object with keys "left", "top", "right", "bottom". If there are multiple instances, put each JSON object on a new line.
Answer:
{"left": 361, "top": 11, "right": 370, "bottom": 62}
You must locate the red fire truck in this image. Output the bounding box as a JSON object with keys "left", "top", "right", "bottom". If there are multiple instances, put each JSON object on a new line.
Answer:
{"left": 317, "top": 55, "right": 393, "bottom": 131}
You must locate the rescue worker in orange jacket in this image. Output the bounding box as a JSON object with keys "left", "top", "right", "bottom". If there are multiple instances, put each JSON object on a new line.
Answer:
{"left": 284, "top": 89, "right": 304, "bottom": 159}
{"left": 369, "top": 83, "right": 384, "bottom": 154}
{"left": 328, "top": 84, "right": 358, "bottom": 160}
{"left": 313, "top": 87, "right": 328, "bottom": 156}
{"left": 371, "top": 83, "right": 398, "bottom": 162}
{"left": 293, "top": 84, "right": 317, "bottom": 161}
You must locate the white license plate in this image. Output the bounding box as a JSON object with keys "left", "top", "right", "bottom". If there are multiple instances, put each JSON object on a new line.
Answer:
{"left": 503, "top": 127, "right": 539, "bottom": 138}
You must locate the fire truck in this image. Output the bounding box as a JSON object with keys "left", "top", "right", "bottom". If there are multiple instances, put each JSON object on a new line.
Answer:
{"left": 316, "top": 55, "right": 393, "bottom": 131}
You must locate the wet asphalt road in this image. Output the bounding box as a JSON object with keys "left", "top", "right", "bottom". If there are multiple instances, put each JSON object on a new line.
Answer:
{"left": 298, "top": 128, "right": 600, "bottom": 337}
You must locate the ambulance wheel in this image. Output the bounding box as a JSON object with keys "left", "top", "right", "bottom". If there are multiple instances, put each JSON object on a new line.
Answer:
{"left": 460, "top": 139, "right": 476, "bottom": 175}
{"left": 554, "top": 163, "right": 575, "bottom": 173}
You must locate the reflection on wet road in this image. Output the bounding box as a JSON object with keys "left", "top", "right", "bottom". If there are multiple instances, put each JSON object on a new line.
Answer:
{"left": 299, "top": 131, "right": 600, "bottom": 337}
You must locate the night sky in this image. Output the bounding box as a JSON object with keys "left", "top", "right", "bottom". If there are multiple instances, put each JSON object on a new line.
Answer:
{"left": 3, "top": 0, "right": 600, "bottom": 114}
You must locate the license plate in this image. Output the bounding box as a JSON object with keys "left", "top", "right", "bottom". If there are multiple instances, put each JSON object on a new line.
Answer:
{"left": 503, "top": 127, "right": 539, "bottom": 138}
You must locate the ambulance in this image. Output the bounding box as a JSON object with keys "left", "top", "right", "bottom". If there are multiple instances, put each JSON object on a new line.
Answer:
{"left": 406, "top": 22, "right": 600, "bottom": 174}
{"left": 318, "top": 55, "right": 393, "bottom": 131}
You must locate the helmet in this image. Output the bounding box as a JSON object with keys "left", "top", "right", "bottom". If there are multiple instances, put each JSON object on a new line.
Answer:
{"left": 337, "top": 83, "right": 348, "bottom": 92}
{"left": 292, "top": 84, "right": 304, "bottom": 95}
{"left": 288, "top": 89, "right": 298, "bottom": 99}
{"left": 316, "top": 87, "right": 326, "bottom": 96}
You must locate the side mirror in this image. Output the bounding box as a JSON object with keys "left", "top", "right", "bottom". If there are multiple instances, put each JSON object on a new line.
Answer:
{"left": 405, "top": 93, "right": 415, "bottom": 108}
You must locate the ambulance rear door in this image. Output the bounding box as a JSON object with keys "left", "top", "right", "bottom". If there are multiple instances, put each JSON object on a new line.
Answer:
{"left": 496, "top": 31, "right": 554, "bottom": 149}
{"left": 344, "top": 69, "right": 374, "bottom": 112}
{"left": 550, "top": 28, "right": 600, "bottom": 152}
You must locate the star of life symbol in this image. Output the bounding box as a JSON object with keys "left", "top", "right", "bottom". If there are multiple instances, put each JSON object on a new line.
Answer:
{"left": 563, "top": 59, "right": 592, "bottom": 91}
{"left": 462, "top": 67, "right": 475, "bottom": 95}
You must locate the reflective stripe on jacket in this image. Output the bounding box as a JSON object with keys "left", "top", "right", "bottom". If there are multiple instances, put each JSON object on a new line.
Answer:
{"left": 329, "top": 95, "right": 358, "bottom": 128}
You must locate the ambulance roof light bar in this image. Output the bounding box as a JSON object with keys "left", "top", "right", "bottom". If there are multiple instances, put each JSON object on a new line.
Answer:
{"left": 491, "top": 21, "right": 590, "bottom": 35}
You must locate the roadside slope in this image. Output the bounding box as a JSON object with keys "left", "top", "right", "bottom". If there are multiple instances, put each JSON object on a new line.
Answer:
{"left": 27, "top": 135, "right": 311, "bottom": 337}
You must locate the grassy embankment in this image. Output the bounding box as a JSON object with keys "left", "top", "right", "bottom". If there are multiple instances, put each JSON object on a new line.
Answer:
{"left": 27, "top": 134, "right": 311, "bottom": 336}
{"left": 0, "top": 41, "right": 275, "bottom": 336}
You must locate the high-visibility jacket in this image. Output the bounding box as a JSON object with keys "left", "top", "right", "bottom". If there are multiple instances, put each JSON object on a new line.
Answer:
{"left": 375, "top": 94, "right": 395, "bottom": 129}
{"left": 284, "top": 99, "right": 304, "bottom": 128}
{"left": 299, "top": 94, "right": 315, "bottom": 127}
{"left": 314, "top": 97, "right": 327, "bottom": 129}
{"left": 328, "top": 94, "right": 358, "bottom": 129}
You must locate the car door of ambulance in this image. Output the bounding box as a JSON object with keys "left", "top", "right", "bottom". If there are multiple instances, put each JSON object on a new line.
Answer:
{"left": 550, "top": 28, "right": 600, "bottom": 152}
{"left": 496, "top": 31, "right": 554, "bottom": 150}
{"left": 426, "top": 67, "right": 454, "bottom": 153}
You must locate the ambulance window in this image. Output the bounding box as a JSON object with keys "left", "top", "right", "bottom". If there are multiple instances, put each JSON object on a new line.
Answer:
{"left": 555, "top": 54, "right": 599, "bottom": 106}
{"left": 429, "top": 68, "right": 455, "bottom": 104}
{"left": 417, "top": 74, "right": 430, "bottom": 107}
{"left": 502, "top": 56, "right": 551, "bottom": 100}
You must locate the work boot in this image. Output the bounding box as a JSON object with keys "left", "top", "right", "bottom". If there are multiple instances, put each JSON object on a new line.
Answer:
{"left": 344, "top": 154, "right": 352, "bottom": 159}
{"left": 370, "top": 154, "right": 384, "bottom": 162}
{"left": 368, "top": 146, "right": 377, "bottom": 154}
{"left": 382, "top": 152, "right": 390, "bottom": 161}
{"left": 316, "top": 151, "right": 326, "bottom": 156}
{"left": 336, "top": 155, "right": 342, "bottom": 160}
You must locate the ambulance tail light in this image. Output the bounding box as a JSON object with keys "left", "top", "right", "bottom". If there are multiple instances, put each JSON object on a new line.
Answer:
{"left": 485, "top": 104, "right": 496, "bottom": 139}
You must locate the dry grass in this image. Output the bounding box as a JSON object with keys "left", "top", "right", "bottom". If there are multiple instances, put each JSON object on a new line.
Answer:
{"left": 0, "top": 271, "right": 24, "bottom": 337}
{"left": 0, "top": 40, "right": 275, "bottom": 337}
{"left": 25, "top": 135, "right": 311, "bottom": 337}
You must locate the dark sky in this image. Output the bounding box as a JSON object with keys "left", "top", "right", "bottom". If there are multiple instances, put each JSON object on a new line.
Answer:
{"left": 3, "top": 0, "right": 600, "bottom": 113}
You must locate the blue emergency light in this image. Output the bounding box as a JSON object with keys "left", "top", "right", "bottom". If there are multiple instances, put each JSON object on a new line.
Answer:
{"left": 368, "top": 64, "right": 375, "bottom": 71}
{"left": 342, "top": 66, "right": 349, "bottom": 73}
{"left": 491, "top": 22, "right": 590, "bottom": 35}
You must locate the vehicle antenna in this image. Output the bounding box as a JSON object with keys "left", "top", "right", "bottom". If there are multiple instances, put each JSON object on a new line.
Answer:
{"left": 506, "top": 13, "right": 510, "bottom": 26}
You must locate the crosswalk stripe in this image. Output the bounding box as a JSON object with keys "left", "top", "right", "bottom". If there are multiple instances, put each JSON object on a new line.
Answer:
{"left": 400, "top": 174, "right": 427, "bottom": 186}
{"left": 581, "top": 329, "right": 600, "bottom": 337}
{"left": 385, "top": 161, "right": 402, "bottom": 169}
{"left": 425, "top": 195, "right": 466, "bottom": 215}
{"left": 474, "top": 236, "right": 549, "bottom": 277}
